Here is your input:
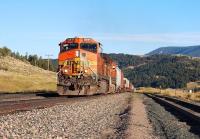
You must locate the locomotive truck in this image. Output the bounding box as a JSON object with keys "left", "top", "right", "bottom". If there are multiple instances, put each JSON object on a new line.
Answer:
{"left": 57, "top": 37, "right": 133, "bottom": 95}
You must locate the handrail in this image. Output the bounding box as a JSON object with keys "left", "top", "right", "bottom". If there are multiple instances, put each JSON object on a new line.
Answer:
{"left": 87, "top": 67, "right": 98, "bottom": 82}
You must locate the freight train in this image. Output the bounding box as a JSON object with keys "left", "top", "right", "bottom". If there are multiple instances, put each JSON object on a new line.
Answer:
{"left": 57, "top": 37, "right": 133, "bottom": 95}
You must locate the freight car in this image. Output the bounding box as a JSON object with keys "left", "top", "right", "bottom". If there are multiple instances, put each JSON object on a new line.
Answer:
{"left": 57, "top": 37, "right": 133, "bottom": 95}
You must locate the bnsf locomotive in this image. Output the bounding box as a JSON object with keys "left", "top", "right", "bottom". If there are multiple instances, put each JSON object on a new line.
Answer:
{"left": 57, "top": 37, "right": 133, "bottom": 95}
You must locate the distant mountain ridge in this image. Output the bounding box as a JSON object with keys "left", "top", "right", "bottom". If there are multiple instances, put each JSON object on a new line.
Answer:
{"left": 146, "top": 45, "right": 200, "bottom": 57}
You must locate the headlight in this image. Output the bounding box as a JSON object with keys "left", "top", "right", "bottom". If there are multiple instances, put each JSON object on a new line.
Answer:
{"left": 84, "top": 69, "right": 88, "bottom": 73}
{"left": 75, "top": 50, "right": 80, "bottom": 57}
{"left": 64, "top": 69, "right": 68, "bottom": 73}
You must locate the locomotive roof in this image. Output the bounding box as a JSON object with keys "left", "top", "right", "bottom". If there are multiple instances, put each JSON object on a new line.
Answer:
{"left": 59, "top": 37, "right": 99, "bottom": 45}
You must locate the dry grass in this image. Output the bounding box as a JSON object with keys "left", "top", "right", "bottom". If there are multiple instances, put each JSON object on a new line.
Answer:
{"left": 187, "top": 82, "right": 200, "bottom": 89}
{"left": 135, "top": 87, "right": 200, "bottom": 102}
{"left": 135, "top": 87, "right": 160, "bottom": 94}
{"left": 0, "top": 56, "right": 56, "bottom": 93}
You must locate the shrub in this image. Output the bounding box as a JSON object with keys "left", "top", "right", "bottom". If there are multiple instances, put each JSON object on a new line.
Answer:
{"left": 0, "top": 65, "right": 8, "bottom": 71}
{"left": 0, "top": 47, "right": 11, "bottom": 56}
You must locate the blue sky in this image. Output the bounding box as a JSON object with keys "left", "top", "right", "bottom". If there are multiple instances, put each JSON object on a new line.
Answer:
{"left": 1, "top": 0, "right": 200, "bottom": 58}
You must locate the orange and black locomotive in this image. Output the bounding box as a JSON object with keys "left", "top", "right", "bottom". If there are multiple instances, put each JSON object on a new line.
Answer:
{"left": 57, "top": 37, "right": 133, "bottom": 95}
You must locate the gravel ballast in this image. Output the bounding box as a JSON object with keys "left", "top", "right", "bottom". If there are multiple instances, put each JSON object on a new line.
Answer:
{"left": 0, "top": 93, "right": 131, "bottom": 138}
{"left": 144, "top": 95, "right": 200, "bottom": 139}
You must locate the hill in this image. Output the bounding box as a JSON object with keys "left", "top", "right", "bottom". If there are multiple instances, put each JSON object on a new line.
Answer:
{"left": 108, "top": 54, "right": 200, "bottom": 89}
{"left": 104, "top": 53, "right": 147, "bottom": 69}
{"left": 146, "top": 45, "right": 200, "bottom": 57}
{"left": 0, "top": 56, "right": 56, "bottom": 93}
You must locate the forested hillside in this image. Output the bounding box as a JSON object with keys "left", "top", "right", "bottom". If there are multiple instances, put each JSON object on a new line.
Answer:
{"left": 108, "top": 54, "right": 200, "bottom": 89}
{"left": 105, "top": 53, "right": 147, "bottom": 68}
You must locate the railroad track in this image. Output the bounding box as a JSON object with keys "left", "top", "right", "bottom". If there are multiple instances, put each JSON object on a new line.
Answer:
{"left": 0, "top": 97, "right": 67, "bottom": 116}
{"left": 0, "top": 92, "right": 122, "bottom": 116}
{"left": 145, "top": 93, "right": 200, "bottom": 124}
{"left": 0, "top": 95, "right": 97, "bottom": 116}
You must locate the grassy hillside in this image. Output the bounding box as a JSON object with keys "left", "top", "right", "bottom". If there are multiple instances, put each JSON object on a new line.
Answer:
{"left": 146, "top": 45, "right": 200, "bottom": 57}
{"left": 0, "top": 56, "right": 56, "bottom": 93}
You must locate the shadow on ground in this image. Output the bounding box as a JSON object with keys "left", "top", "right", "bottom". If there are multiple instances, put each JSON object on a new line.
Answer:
{"left": 36, "top": 91, "right": 59, "bottom": 97}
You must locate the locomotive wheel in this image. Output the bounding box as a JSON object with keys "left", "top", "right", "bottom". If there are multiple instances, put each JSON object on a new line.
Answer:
{"left": 57, "top": 85, "right": 79, "bottom": 96}
{"left": 109, "top": 84, "right": 116, "bottom": 93}
{"left": 78, "top": 85, "right": 98, "bottom": 95}
{"left": 57, "top": 85, "right": 65, "bottom": 95}
{"left": 87, "top": 85, "right": 98, "bottom": 95}
{"left": 79, "top": 85, "right": 89, "bottom": 95}
{"left": 98, "top": 80, "right": 109, "bottom": 94}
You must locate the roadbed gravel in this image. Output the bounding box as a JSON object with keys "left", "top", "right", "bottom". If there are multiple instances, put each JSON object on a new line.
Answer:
{"left": 144, "top": 95, "right": 200, "bottom": 139}
{"left": 0, "top": 93, "right": 131, "bottom": 138}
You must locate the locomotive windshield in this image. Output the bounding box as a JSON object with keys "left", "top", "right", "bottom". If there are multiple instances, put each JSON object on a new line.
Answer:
{"left": 60, "top": 43, "right": 78, "bottom": 52}
{"left": 80, "top": 43, "right": 97, "bottom": 53}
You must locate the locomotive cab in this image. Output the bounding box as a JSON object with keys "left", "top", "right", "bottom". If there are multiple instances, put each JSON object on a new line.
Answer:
{"left": 58, "top": 38, "right": 100, "bottom": 76}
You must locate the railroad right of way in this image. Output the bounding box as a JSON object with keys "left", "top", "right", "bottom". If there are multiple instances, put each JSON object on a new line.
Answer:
{"left": 1, "top": 92, "right": 200, "bottom": 138}
{"left": 0, "top": 93, "right": 131, "bottom": 138}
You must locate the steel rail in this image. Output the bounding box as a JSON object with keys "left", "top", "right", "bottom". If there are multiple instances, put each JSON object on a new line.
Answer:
{"left": 145, "top": 93, "right": 200, "bottom": 124}
{"left": 0, "top": 92, "right": 125, "bottom": 116}
{"left": 0, "top": 95, "right": 96, "bottom": 116}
